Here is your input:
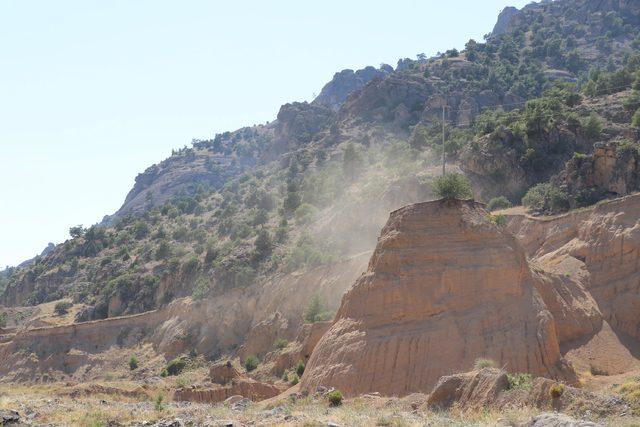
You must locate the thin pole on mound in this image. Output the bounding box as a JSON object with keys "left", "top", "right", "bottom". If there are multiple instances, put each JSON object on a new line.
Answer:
{"left": 442, "top": 104, "right": 446, "bottom": 176}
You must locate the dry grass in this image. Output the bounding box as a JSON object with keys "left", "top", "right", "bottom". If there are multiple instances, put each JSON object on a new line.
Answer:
{"left": 0, "top": 380, "right": 638, "bottom": 426}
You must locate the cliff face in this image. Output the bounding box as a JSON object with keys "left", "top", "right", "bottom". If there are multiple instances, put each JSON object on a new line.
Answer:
{"left": 313, "top": 66, "right": 392, "bottom": 110}
{"left": 491, "top": 6, "right": 519, "bottom": 37}
{"left": 301, "top": 200, "right": 569, "bottom": 396}
{"left": 507, "top": 194, "right": 640, "bottom": 345}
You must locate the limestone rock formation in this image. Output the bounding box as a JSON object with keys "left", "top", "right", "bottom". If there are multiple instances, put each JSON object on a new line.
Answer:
{"left": 313, "top": 66, "right": 392, "bottom": 110}
{"left": 301, "top": 199, "right": 569, "bottom": 396}
{"left": 491, "top": 6, "right": 519, "bottom": 37}
{"left": 275, "top": 101, "right": 334, "bottom": 145}
{"left": 556, "top": 141, "right": 640, "bottom": 205}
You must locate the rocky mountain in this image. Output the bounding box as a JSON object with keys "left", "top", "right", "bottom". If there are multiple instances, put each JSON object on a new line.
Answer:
{"left": 4, "top": 0, "right": 640, "bottom": 322}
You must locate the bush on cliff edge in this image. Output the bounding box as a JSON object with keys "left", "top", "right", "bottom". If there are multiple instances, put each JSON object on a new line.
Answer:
{"left": 432, "top": 173, "right": 473, "bottom": 200}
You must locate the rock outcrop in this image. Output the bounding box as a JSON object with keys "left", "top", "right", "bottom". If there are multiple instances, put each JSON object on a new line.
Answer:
{"left": 506, "top": 193, "right": 640, "bottom": 373}
{"left": 209, "top": 360, "right": 241, "bottom": 384}
{"left": 426, "top": 368, "right": 509, "bottom": 410}
{"left": 509, "top": 194, "right": 640, "bottom": 343}
{"left": 491, "top": 6, "right": 519, "bottom": 37}
{"left": 426, "top": 368, "right": 628, "bottom": 419}
{"left": 275, "top": 101, "right": 334, "bottom": 145}
{"left": 236, "top": 311, "right": 292, "bottom": 360}
{"left": 173, "top": 377, "right": 283, "bottom": 403}
{"left": 313, "top": 66, "right": 392, "bottom": 110}
{"left": 556, "top": 141, "right": 640, "bottom": 205}
{"left": 301, "top": 199, "right": 570, "bottom": 396}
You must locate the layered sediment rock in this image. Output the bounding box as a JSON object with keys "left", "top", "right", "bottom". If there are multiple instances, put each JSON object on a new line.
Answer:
{"left": 508, "top": 194, "right": 640, "bottom": 343}
{"left": 301, "top": 199, "right": 570, "bottom": 396}
{"left": 173, "top": 377, "right": 283, "bottom": 403}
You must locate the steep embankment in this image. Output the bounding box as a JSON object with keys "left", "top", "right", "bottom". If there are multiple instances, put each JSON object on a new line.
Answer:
{"left": 301, "top": 199, "right": 573, "bottom": 397}
{"left": 0, "top": 252, "right": 369, "bottom": 382}
{"left": 505, "top": 194, "right": 640, "bottom": 375}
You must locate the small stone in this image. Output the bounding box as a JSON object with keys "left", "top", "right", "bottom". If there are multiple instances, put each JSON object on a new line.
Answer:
{"left": 0, "top": 409, "right": 20, "bottom": 424}
{"left": 223, "top": 395, "right": 243, "bottom": 405}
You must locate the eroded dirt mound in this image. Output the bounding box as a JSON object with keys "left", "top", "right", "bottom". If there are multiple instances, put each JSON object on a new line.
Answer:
{"left": 301, "top": 199, "right": 571, "bottom": 396}
{"left": 506, "top": 193, "right": 640, "bottom": 375}
{"left": 426, "top": 368, "right": 630, "bottom": 420}
{"left": 173, "top": 377, "right": 284, "bottom": 404}
{"left": 426, "top": 368, "right": 509, "bottom": 410}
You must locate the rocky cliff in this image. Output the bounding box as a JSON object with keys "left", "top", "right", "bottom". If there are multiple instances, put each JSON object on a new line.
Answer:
{"left": 506, "top": 193, "right": 640, "bottom": 348}
{"left": 300, "top": 199, "right": 570, "bottom": 396}
{"left": 491, "top": 6, "right": 519, "bottom": 37}
{"left": 313, "top": 65, "right": 393, "bottom": 110}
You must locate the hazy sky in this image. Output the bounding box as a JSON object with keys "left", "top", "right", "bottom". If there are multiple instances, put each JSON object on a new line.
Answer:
{"left": 0, "top": 0, "right": 532, "bottom": 268}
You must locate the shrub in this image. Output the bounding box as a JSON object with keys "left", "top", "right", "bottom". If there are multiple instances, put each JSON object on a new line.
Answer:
{"left": 303, "top": 295, "right": 331, "bottom": 323}
{"left": 290, "top": 374, "right": 299, "bottom": 385}
{"left": 294, "top": 203, "right": 318, "bottom": 225}
{"left": 522, "top": 183, "right": 569, "bottom": 214}
{"left": 204, "top": 244, "right": 218, "bottom": 264}
{"left": 327, "top": 390, "right": 343, "bottom": 406}
{"left": 244, "top": 355, "right": 259, "bottom": 372}
{"left": 507, "top": 373, "right": 533, "bottom": 390}
{"left": 296, "top": 361, "right": 305, "bottom": 377}
{"left": 474, "top": 358, "right": 497, "bottom": 370}
{"left": 0, "top": 312, "right": 7, "bottom": 329}
{"left": 623, "top": 90, "right": 640, "bottom": 111}
{"left": 487, "top": 196, "right": 512, "bottom": 211}
{"left": 129, "top": 355, "right": 138, "bottom": 370}
{"left": 275, "top": 338, "right": 289, "bottom": 350}
{"left": 590, "top": 365, "right": 609, "bottom": 376}
{"left": 133, "top": 221, "right": 150, "bottom": 239}
{"left": 488, "top": 214, "right": 506, "bottom": 227}
{"left": 617, "top": 139, "right": 640, "bottom": 156}
{"left": 154, "top": 394, "right": 165, "bottom": 411}
{"left": 164, "top": 358, "right": 186, "bottom": 376}
{"left": 582, "top": 112, "right": 603, "bottom": 139}
{"left": 282, "top": 372, "right": 289, "bottom": 382}
{"left": 549, "top": 383, "right": 565, "bottom": 398}
{"left": 191, "top": 277, "right": 210, "bottom": 301}
{"left": 155, "top": 240, "right": 172, "bottom": 260}
{"left": 69, "top": 225, "right": 86, "bottom": 239}
{"left": 632, "top": 108, "right": 640, "bottom": 128}
{"left": 253, "top": 230, "right": 273, "bottom": 261}
{"left": 432, "top": 173, "right": 473, "bottom": 200}
{"left": 54, "top": 301, "right": 73, "bottom": 316}
{"left": 181, "top": 256, "right": 200, "bottom": 278}
{"left": 284, "top": 234, "right": 335, "bottom": 272}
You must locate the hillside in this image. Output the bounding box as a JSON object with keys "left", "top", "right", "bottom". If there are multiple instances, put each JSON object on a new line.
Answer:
{"left": 2, "top": 0, "right": 640, "bottom": 425}
{"left": 4, "top": 0, "right": 640, "bottom": 321}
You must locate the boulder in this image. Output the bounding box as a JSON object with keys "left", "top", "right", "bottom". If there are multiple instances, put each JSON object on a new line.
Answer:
{"left": 301, "top": 199, "right": 570, "bottom": 396}
{"left": 528, "top": 413, "right": 602, "bottom": 427}
{"left": 0, "top": 409, "right": 20, "bottom": 425}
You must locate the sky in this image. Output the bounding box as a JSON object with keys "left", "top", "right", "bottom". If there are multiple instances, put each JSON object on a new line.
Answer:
{"left": 0, "top": 0, "right": 533, "bottom": 268}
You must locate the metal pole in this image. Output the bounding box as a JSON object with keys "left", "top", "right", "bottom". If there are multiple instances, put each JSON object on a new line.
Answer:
{"left": 442, "top": 104, "right": 446, "bottom": 176}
